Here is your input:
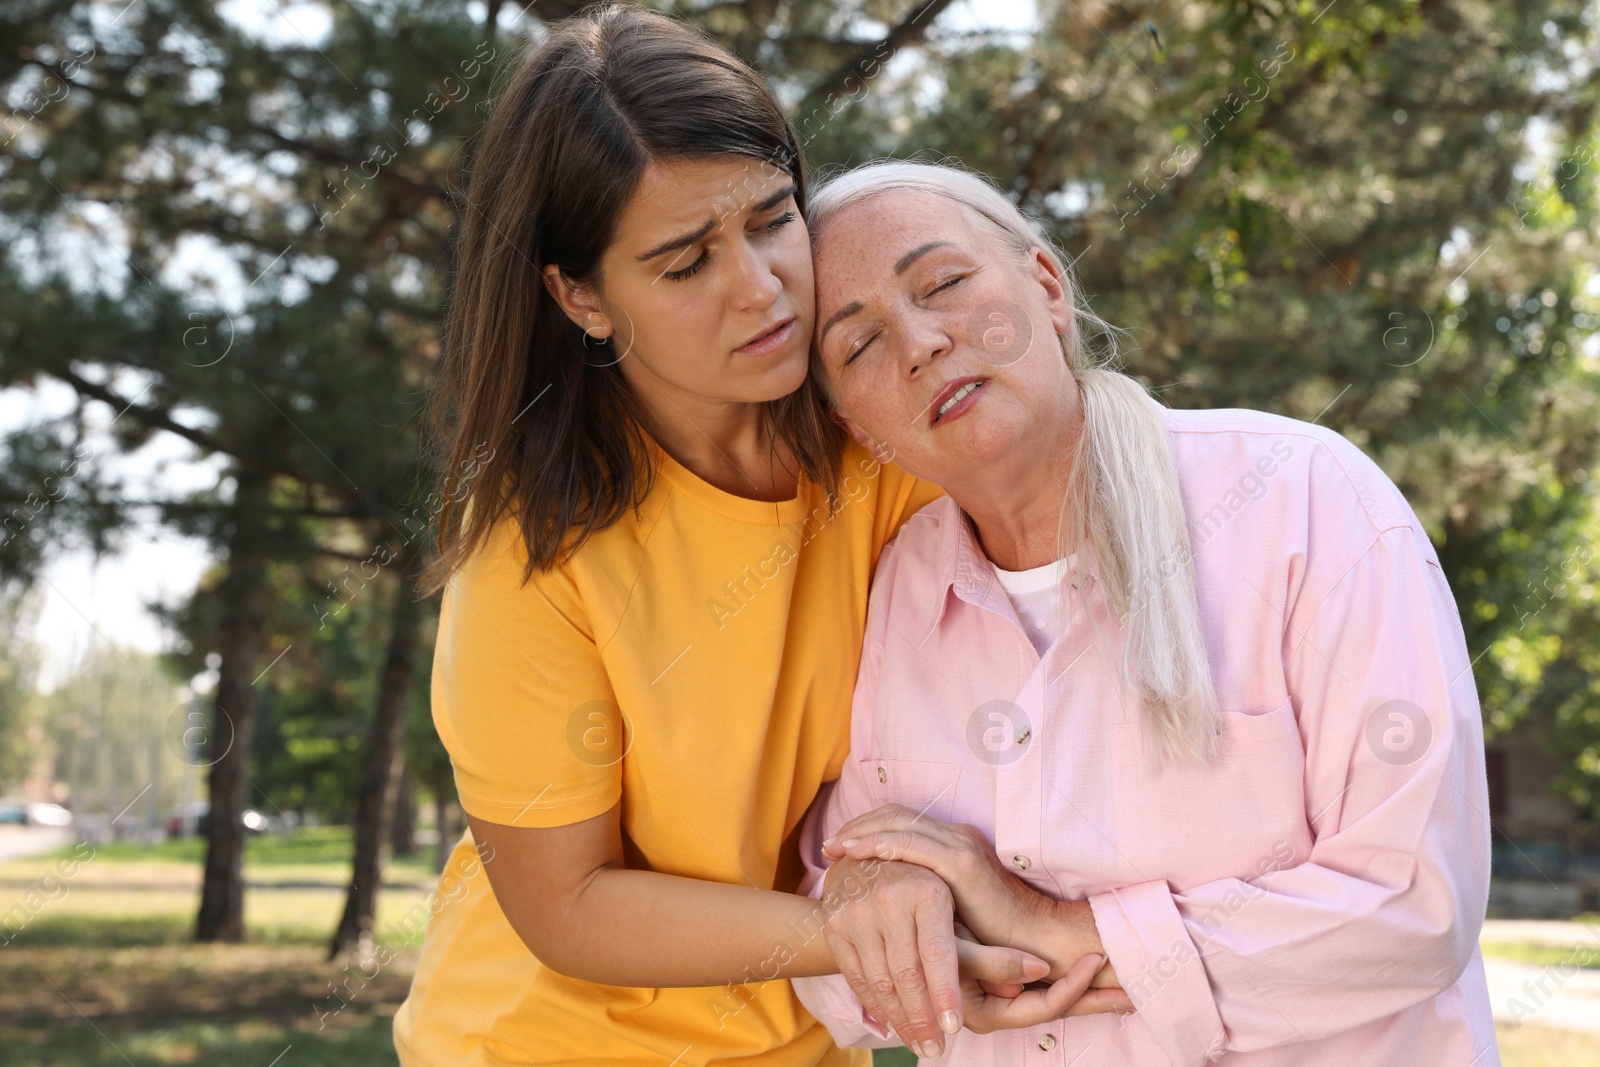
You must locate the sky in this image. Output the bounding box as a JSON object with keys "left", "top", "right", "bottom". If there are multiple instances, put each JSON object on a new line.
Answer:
{"left": 7, "top": 0, "right": 1037, "bottom": 690}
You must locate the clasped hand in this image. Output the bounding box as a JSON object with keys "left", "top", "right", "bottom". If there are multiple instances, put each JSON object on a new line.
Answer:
{"left": 817, "top": 804, "right": 1132, "bottom": 1058}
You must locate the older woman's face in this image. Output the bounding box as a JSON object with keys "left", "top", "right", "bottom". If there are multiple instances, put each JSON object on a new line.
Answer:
{"left": 811, "top": 190, "right": 1076, "bottom": 487}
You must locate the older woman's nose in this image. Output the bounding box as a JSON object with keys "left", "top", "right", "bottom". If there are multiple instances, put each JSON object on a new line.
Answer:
{"left": 896, "top": 312, "right": 954, "bottom": 378}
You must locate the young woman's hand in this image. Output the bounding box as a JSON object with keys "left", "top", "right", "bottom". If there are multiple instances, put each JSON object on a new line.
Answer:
{"left": 822, "top": 804, "right": 1119, "bottom": 988}
{"left": 819, "top": 855, "right": 1053, "bottom": 1058}
{"left": 953, "top": 923, "right": 1134, "bottom": 1032}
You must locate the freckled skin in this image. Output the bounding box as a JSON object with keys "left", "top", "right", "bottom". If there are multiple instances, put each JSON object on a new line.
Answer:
{"left": 810, "top": 191, "right": 1081, "bottom": 499}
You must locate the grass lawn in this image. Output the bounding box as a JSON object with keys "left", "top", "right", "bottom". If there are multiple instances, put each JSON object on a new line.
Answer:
{"left": 1, "top": 832, "right": 1596, "bottom": 1065}
{"left": 1480, "top": 941, "right": 1600, "bottom": 969}
{"left": 0, "top": 828, "right": 427, "bottom": 1067}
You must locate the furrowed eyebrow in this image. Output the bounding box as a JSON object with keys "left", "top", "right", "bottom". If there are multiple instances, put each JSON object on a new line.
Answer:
{"left": 753, "top": 184, "right": 797, "bottom": 213}
{"left": 893, "top": 240, "right": 952, "bottom": 275}
{"left": 636, "top": 219, "right": 715, "bottom": 263}
{"left": 633, "top": 184, "right": 797, "bottom": 263}
{"left": 818, "top": 300, "right": 864, "bottom": 347}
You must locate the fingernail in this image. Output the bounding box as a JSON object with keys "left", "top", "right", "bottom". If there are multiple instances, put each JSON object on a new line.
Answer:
{"left": 1022, "top": 957, "right": 1050, "bottom": 981}
{"left": 920, "top": 1040, "right": 943, "bottom": 1058}
{"left": 840, "top": 838, "right": 858, "bottom": 848}
{"left": 939, "top": 1009, "right": 960, "bottom": 1034}
{"left": 822, "top": 836, "right": 836, "bottom": 847}
{"left": 1085, "top": 953, "right": 1105, "bottom": 969}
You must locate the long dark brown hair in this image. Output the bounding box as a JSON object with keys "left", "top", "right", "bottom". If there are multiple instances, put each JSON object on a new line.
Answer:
{"left": 423, "top": 4, "right": 843, "bottom": 591}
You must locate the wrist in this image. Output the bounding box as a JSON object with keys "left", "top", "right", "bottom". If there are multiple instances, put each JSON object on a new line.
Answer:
{"left": 1034, "top": 897, "right": 1105, "bottom": 981}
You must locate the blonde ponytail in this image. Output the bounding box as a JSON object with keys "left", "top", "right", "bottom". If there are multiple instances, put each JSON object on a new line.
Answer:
{"left": 1063, "top": 368, "right": 1219, "bottom": 762}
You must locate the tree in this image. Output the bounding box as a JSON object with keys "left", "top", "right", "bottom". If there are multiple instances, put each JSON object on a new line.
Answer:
{"left": 329, "top": 557, "right": 424, "bottom": 959}
{"left": 0, "top": 0, "right": 468, "bottom": 939}
{"left": 2, "top": 0, "right": 1597, "bottom": 957}
{"left": 0, "top": 0, "right": 979, "bottom": 948}
{"left": 789, "top": 0, "right": 1600, "bottom": 823}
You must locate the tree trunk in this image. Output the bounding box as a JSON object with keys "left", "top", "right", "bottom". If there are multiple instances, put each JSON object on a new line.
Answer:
{"left": 433, "top": 790, "right": 456, "bottom": 874}
{"left": 329, "top": 563, "right": 423, "bottom": 960}
{"left": 389, "top": 770, "right": 415, "bottom": 858}
{"left": 195, "top": 470, "right": 271, "bottom": 943}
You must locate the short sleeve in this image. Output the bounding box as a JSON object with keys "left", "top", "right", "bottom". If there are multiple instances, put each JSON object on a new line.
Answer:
{"left": 432, "top": 519, "right": 622, "bottom": 828}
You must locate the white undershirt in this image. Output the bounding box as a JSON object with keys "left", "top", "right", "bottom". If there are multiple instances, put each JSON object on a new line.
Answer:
{"left": 989, "top": 552, "right": 1077, "bottom": 656}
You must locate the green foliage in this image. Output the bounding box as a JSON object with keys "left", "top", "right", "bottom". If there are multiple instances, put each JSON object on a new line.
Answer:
{"left": 782, "top": 0, "right": 1600, "bottom": 825}
{"left": 0, "top": 0, "right": 1597, "bottom": 828}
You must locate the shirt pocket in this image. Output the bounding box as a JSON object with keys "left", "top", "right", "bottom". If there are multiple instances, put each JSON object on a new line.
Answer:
{"left": 857, "top": 757, "right": 963, "bottom": 825}
{"left": 1109, "top": 700, "right": 1311, "bottom": 891}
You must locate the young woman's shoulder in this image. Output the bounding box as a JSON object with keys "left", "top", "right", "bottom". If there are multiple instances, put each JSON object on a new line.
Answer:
{"left": 845, "top": 437, "right": 947, "bottom": 566}
{"left": 446, "top": 491, "right": 665, "bottom": 655}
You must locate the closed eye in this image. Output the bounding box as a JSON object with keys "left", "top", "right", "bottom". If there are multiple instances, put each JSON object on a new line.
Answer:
{"left": 665, "top": 209, "right": 797, "bottom": 282}
{"left": 843, "top": 330, "right": 880, "bottom": 366}
{"left": 665, "top": 251, "right": 708, "bottom": 282}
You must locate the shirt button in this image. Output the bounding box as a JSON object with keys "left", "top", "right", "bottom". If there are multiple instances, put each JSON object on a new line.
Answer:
{"left": 877, "top": 766, "right": 887, "bottom": 784}
{"left": 1038, "top": 1034, "right": 1056, "bottom": 1051}
{"left": 1015, "top": 729, "right": 1031, "bottom": 745}
{"left": 1013, "top": 855, "right": 1031, "bottom": 870}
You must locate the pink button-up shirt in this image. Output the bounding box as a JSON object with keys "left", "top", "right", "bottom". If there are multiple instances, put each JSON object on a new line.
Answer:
{"left": 792, "top": 405, "right": 1500, "bottom": 1066}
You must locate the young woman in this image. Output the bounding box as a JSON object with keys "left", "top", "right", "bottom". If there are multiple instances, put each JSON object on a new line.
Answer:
{"left": 392, "top": 9, "right": 1078, "bottom": 1065}
{"left": 789, "top": 161, "right": 1500, "bottom": 1065}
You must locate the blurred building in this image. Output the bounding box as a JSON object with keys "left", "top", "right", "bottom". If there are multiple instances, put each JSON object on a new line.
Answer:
{"left": 1487, "top": 736, "right": 1600, "bottom": 918}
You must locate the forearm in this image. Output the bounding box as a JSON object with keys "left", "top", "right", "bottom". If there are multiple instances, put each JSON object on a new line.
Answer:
{"left": 530, "top": 866, "right": 839, "bottom": 987}
{"left": 1025, "top": 896, "right": 1117, "bottom": 986}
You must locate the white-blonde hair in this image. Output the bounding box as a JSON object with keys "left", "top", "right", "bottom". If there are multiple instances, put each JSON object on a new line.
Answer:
{"left": 809, "top": 160, "right": 1220, "bottom": 763}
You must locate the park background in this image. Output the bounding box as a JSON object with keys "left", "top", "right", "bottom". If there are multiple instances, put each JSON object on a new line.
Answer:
{"left": 1, "top": 0, "right": 1599, "bottom": 1063}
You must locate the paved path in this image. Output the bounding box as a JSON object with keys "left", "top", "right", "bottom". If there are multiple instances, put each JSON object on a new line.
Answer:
{"left": 1480, "top": 919, "right": 1600, "bottom": 1033}
{"left": 1483, "top": 956, "right": 1600, "bottom": 1033}
{"left": 0, "top": 827, "right": 71, "bottom": 864}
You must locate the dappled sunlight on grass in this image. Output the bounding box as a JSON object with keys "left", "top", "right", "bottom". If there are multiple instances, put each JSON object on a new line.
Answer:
{"left": 1, "top": 1013, "right": 399, "bottom": 1067}
{"left": 0, "top": 830, "right": 428, "bottom": 1067}
{"left": 2, "top": 834, "right": 1597, "bottom": 1066}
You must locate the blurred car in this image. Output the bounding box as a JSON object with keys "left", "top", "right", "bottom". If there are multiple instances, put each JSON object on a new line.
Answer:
{"left": 0, "top": 801, "right": 73, "bottom": 827}
{"left": 24, "top": 802, "right": 72, "bottom": 827}
{"left": 166, "top": 802, "right": 268, "bottom": 837}
{"left": 166, "top": 800, "right": 208, "bottom": 837}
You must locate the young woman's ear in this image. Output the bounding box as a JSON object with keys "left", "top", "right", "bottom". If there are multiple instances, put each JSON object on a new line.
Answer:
{"left": 1028, "top": 247, "right": 1075, "bottom": 338}
{"left": 540, "top": 265, "right": 612, "bottom": 340}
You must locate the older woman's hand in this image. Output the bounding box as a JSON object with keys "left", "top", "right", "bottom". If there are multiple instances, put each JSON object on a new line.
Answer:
{"left": 823, "top": 804, "right": 1123, "bottom": 994}
{"left": 820, "top": 854, "right": 1055, "bottom": 1057}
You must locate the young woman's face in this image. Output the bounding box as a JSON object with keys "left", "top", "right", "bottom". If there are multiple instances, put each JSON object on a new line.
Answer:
{"left": 810, "top": 190, "right": 1075, "bottom": 487}
{"left": 572, "top": 156, "right": 813, "bottom": 412}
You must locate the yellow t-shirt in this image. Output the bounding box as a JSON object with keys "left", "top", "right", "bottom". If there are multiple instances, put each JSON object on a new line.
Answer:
{"left": 394, "top": 436, "right": 943, "bottom": 1066}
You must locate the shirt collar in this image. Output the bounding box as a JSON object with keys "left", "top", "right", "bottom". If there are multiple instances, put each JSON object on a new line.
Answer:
{"left": 919, "top": 495, "right": 1100, "bottom": 646}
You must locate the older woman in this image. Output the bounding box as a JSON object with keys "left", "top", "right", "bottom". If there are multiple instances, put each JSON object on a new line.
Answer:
{"left": 790, "top": 162, "right": 1500, "bottom": 1065}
